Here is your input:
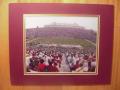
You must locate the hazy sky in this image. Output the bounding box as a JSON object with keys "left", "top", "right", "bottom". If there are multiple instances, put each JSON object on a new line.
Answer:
{"left": 24, "top": 15, "right": 99, "bottom": 31}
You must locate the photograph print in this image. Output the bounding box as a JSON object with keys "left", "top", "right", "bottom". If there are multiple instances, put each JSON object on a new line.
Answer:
{"left": 23, "top": 14, "right": 99, "bottom": 75}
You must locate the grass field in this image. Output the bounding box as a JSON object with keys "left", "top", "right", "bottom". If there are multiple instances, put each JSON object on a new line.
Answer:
{"left": 26, "top": 37, "right": 96, "bottom": 48}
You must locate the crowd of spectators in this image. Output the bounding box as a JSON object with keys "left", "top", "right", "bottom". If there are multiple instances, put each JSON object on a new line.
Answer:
{"left": 25, "top": 45, "right": 96, "bottom": 73}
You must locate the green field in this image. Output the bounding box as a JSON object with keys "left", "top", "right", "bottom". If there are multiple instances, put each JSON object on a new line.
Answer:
{"left": 26, "top": 37, "right": 96, "bottom": 48}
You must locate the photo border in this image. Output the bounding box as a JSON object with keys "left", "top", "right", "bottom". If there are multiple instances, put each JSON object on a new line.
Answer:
{"left": 9, "top": 3, "right": 114, "bottom": 85}
{"left": 23, "top": 14, "right": 100, "bottom": 76}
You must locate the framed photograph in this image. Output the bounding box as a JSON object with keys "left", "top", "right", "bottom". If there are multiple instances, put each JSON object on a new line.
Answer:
{"left": 9, "top": 3, "right": 114, "bottom": 85}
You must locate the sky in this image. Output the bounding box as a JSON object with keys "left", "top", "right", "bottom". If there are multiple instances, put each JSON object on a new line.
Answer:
{"left": 24, "top": 15, "right": 99, "bottom": 31}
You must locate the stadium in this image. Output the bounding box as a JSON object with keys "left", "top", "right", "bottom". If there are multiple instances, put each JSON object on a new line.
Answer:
{"left": 25, "top": 22, "right": 97, "bottom": 74}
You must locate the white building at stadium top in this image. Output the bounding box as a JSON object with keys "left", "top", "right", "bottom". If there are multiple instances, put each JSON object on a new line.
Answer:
{"left": 44, "top": 22, "right": 85, "bottom": 29}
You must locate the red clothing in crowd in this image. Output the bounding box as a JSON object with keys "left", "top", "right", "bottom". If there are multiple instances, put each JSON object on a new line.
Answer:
{"left": 38, "top": 63, "right": 46, "bottom": 72}
{"left": 47, "top": 65, "right": 58, "bottom": 72}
